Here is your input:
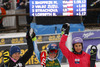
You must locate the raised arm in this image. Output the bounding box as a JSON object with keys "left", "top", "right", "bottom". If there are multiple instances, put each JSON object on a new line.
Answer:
{"left": 19, "top": 28, "right": 35, "bottom": 63}
{"left": 33, "top": 41, "right": 40, "bottom": 62}
{"left": 59, "top": 23, "right": 72, "bottom": 59}
{"left": 57, "top": 49, "right": 63, "bottom": 63}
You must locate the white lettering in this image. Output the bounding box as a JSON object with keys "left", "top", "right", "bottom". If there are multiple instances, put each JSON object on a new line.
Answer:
{"left": 35, "top": 5, "right": 46, "bottom": 8}
{"left": 48, "top": 5, "right": 58, "bottom": 8}
{"left": 41, "top": 58, "right": 46, "bottom": 65}
{"left": 54, "top": 1, "right": 58, "bottom": 4}
{"left": 32, "top": 5, "right": 34, "bottom": 8}
{"left": 35, "top": 1, "right": 53, "bottom": 4}
{"left": 35, "top": 9, "right": 58, "bottom": 12}
{"left": 35, "top": 13, "right": 52, "bottom": 16}
{"left": 32, "top": 9, "right": 34, "bottom": 12}
{"left": 82, "top": 32, "right": 94, "bottom": 38}
{"left": 32, "top": 1, "right": 34, "bottom": 4}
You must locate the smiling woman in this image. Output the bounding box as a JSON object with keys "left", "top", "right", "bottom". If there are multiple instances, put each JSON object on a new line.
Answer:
{"left": 10, "top": 46, "right": 21, "bottom": 61}
{"left": 33, "top": 33, "right": 64, "bottom": 67}
{"left": 72, "top": 37, "right": 83, "bottom": 54}
{"left": 59, "top": 23, "right": 96, "bottom": 67}
{"left": 1, "top": 28, "right": 35, "bottom": 67}
{"left": 74, "top": 43, "right": 83, "bottom": 53}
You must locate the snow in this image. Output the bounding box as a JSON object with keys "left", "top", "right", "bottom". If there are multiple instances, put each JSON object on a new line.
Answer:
{"left": 26, "top": 62, "right": 100, "bottom": 67}
{"left": 95, "top": 62, "right": 100, "bottom": 67}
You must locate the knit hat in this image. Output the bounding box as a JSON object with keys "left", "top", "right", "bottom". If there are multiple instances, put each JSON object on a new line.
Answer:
{"left": 10, "top": 46, "right": 21, "bottom": 56}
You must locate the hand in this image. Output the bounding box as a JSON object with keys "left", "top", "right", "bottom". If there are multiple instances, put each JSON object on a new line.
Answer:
{"left": 4, "top": 3, "right": 7, "bottom": 6}
{"left": 26, "top": 28, "right": 36, "bottom": 39}
{"left": 20, "top": 2, "right": 24, "bottom": 5}
{"left": 61, "top": 23, "right": 70, "bottom": 35}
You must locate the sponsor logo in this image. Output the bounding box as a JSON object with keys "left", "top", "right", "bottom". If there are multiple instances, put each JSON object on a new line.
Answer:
{"left": 75, "top": 39, "right": 80, "bottom": 42}
{"left": 82, "top": 32, "right": 94, "bottom": 38}
{"left": 75, "top": 59, "right": 80, "bottom": 64}
{"left": 17, "top": 49, "right": 19, "bottom": 51}
{"left": 41, "top": 58, "right": 46, "bottom": 65}
{"left": 51, "top": 44, "right": 57, "bottom": 47}
{"left": 42, "top": 53, "right": 45, "bottom": 57}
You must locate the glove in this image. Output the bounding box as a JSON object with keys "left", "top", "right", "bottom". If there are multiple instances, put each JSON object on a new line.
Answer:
{"left": 26, "top": 28, "right": 36, "bottom": 41}
{"left": 61, "top": 23, "right": 70, "bottom": 35}
{"left": 90, "top": 45, "right": 97, "bottom": 61}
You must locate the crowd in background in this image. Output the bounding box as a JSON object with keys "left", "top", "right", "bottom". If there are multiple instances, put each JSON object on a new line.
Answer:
{"left": 0, "top": 0, "right": 100, "bottom": 30}
{"left": 0, "top": 0, "right": 27, "bottom": 10}
{"left": 0, "top": 0, "right": 32, "bottom": 29}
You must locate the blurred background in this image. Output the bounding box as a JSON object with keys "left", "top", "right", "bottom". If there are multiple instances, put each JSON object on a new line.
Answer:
{"left": 0, "top": 0, "right": 100, "bottom": 67}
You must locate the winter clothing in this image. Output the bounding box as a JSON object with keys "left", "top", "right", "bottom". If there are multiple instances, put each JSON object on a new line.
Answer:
{"left": 0, "top": 7, "right": 6, "bottom": 29}
{"left": 10, "top": 46, "right": 21, "bottom": 56}
{"left": 46, "top": 58, "right": 61, "bottom": 67}
{"left": 72, "top": 37, "right": 83, "bottom": 45}
{"left": 59, "top": 34, "right": 96, "bottom": 67}
{"left": 33, "top": 42, "right": 63, "bottom": 67}
{"left": 1, "top": 35, "right": 34, "bottom": 67}
{"left": 47, "top": 43, "right": 59, "bottom": 54}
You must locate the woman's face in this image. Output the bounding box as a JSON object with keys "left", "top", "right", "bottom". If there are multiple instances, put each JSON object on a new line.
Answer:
{"left": 48, "top": 49, "right": 58, "bottom": 59}
{"left": 12, "top": 52, "right": 20, "bottom": 61}
{"left": 74, "top": 43, "right": 82, "bottom": 53}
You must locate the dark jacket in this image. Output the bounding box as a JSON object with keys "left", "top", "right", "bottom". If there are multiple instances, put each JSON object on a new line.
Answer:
{"left": 1, "top": 36, "right": 34, "bottom": 67}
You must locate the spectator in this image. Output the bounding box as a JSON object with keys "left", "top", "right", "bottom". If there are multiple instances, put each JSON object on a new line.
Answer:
{"left": 16, "top": 0, "right": 26, "bottom": 9}
{"left": 1, "top": 28, "right": 35, "bottom": 67}
{"left": 0, "top": 7, "right": 6, "bottom": 29}
{"left": 59, "top": 23, "right": 96, "bottom": 67}
{"left": 2, "top": 0, "right": 11, "bottom": 10}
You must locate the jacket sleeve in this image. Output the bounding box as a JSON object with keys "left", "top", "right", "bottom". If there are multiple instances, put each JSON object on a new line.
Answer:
{"left": 57, "top": 49, "right": 63, "bottom": 63}
{"left": 19, "top": 36, "right": 34, "bottom": 63}
{"left": 59, "top": 34, "right": 72, "bottom": 59}
{"left": 0, "top": 62, "right": 9, "bottom": 67}
{"left": 33, "top": 41, "right": 40, "bottom": 62}
{"left": 0, "top": 63, "right": 4, "bottom": 67}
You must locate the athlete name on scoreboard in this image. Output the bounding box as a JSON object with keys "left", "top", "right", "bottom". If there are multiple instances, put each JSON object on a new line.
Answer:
{"left": 30, "top": 0, "right": 87, "bottom": 16}
{"left": 30, "top": 0, "right": 62, "bottom": 16}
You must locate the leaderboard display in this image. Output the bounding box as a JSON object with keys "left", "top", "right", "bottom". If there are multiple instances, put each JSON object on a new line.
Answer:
{"left": 29, "top": 0, "right": 87, "bottom": 16}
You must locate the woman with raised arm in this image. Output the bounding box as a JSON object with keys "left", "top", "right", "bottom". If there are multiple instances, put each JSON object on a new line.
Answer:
{"left": 59, "top": 23, "right": 96, "bottom": 67}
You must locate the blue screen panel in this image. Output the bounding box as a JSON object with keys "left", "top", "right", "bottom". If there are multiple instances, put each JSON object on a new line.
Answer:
{"left": 29, "top": 0, "right": 87, "bottom": 16}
